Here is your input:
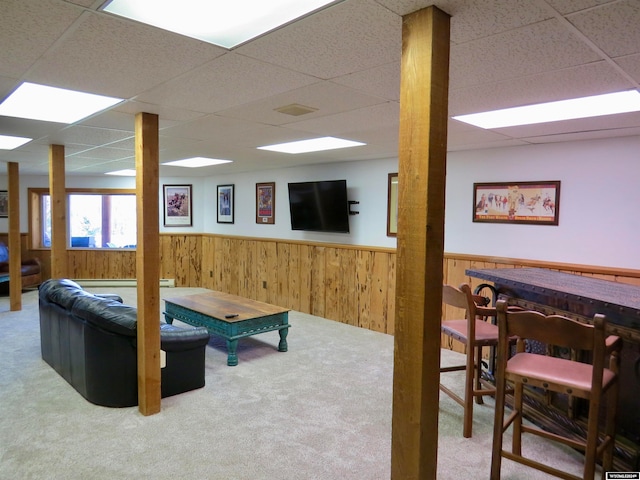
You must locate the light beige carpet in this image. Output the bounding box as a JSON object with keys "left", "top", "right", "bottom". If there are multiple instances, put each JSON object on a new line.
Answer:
{"left": 0, "top": 287, "right": 591, "bottom": 479}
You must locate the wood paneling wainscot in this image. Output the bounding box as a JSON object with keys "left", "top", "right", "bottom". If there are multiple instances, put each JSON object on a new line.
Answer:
{"left": 14, "top": 233, "right": 640, "bottom": 340}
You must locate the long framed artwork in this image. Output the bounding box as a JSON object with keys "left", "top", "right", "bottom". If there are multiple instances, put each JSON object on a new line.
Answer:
{"left": 256, "top": 182, "right": 275, "bottom": 224}
{"left": 473, "top": 180, "right": 560, "bottom": 225}
{"left": 217, "top": 184, "right": 234, "bottom": 224}
{"left": 0, "top": 190, "right": 7, "bottom": 218}
{"left": 163, "top": 184, "right": 192, "bottom": 227}
{"left": 387, "top": 173, "right": 398, "bottom": 236}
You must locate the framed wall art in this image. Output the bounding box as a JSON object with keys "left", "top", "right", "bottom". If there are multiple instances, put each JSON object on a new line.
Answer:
{"left": 387, "top": 173, "right": 398, "bottom": 236}
{"left": 163, "top": 184, "right": 192, "bottom": 226}
{"left": 0, "top": 190, "right": 7, "bottom": 218}
{"left": 217, "top": 184, "right": 234, "bottom": 224}
{"left": 256, "top": 182, "right": 275, "bottom": 224}
{"left": 473, "top": 180, "right": 560, "bottom": 225}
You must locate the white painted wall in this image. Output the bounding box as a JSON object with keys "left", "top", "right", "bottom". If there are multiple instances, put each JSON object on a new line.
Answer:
{"left": 445, "top": 135, "right": 640, "bottom": 269}
{"left": 202, "top": 158, "right": 398, "bottom": 248}
{"left": 2, "top": 134, "right": 638, "bottom": 269}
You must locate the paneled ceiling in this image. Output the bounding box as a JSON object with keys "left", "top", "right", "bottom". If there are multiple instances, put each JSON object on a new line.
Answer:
{"left": 0, "top": 0, "right": 639, "bottom": 177}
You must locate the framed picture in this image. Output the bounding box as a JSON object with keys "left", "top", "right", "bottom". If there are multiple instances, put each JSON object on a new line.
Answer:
{"left": 217, "top": 184, "right": 234, "bottom": 224}
{"left": 256, "top": 182, "right": 275, "bottom": 224}
{"left": 0, "top": 191, "right": 7, "bottom": 218}
{"left": 387, "top": 173, "right": 398, "bottom": 236}
{"left": 473, "top": 180, "right": 560, "bottom": 225}
{"left": 163, "top": 185, "right": 192, "bottom": 227}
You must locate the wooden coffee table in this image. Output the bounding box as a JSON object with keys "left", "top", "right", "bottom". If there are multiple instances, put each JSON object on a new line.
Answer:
{"left": 163, "top": 291, "right": 290, "bottom": 366}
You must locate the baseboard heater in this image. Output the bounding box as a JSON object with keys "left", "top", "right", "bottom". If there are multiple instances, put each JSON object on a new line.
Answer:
{"left": 74, "top": 279, "right": 176, "bottom": 288}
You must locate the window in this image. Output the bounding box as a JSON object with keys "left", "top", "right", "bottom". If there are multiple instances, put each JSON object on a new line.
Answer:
{"left": 30, "top": 188, "right": 136, "bottom": 249}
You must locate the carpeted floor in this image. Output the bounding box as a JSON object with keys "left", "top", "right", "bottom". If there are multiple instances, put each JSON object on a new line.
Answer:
{"left": 0, "top": 287, "right": 590, "bottom": 479}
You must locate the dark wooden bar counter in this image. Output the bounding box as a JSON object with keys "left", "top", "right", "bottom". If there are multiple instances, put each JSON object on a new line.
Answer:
{"left": 466, "top": 267, "right": 640, "bottom": 470}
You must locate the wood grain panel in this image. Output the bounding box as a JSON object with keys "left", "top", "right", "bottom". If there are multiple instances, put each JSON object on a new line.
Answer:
{"left": 356, "top": 250, "right": 372, "bottom": 331}
{"left": 14, "top": 229, "right": 640, "bottom": 340}
{"left": 310, "top": 245, "right": 326, "bottom": 318}
{"left": 370, "top": 251, "right": 390, "bottom": 333}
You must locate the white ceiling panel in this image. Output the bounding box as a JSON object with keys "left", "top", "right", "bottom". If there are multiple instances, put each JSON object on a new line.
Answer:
{"left": 218, "top": 81, "right": 388, "bottom": 126}
{"left": 0, "top": 0, "right": 638, "bottom": 175}
{"left": 137, "top": 53, "right": 319, "bottom": 113}
{"left": 27, "top": 12, "right": 225, "bottom": 98}
{"left": 567, "top": 0, "right": 640, "bottom": 58}
{"left": 0, "top": 0, "right": 82, "bottom": 78}
{"left": 237, "top": 0, "right": 401, "bottom": 79}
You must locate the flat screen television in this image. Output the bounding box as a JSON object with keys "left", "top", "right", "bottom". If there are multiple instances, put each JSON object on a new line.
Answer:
{"left": 288, "top": 180, "right": 350, "bottom": 233}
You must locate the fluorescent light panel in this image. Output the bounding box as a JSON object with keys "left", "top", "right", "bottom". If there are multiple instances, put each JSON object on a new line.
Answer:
{"left": 0, "top": 134, "right": 32, "bottom": 150}
{"left": 258, "top": 136, "right": 366, "bottom": 154}
{"left": 102, "top": 0, "right": 338, "bottom": 49}
{"left": 162, "top": 157, "right": 232, "bottom": 168}
{"left": 105, "top": 169, "right": 136, "bottom": 176}
{"left": 0, "top": 82, "right": 123, "bottom": 124}
{"left": 453, "top": 90, "right": 640, "bottom": 129}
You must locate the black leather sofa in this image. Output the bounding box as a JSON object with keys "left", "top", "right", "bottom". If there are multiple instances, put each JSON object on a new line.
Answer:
{"left": 39, "top": 278, "right": 210, "bottom": 407}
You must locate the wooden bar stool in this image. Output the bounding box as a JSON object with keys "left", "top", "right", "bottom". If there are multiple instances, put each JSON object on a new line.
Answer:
{"left": 440, "top": 283, "right": 504, "bottom": 438}
{"left": 491, "top": 300, "right": 622, "bottom": 480}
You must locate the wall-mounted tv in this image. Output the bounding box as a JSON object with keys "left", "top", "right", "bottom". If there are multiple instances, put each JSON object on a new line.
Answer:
{"left": 288, "top": 180, "right": 350, "bottom": 233}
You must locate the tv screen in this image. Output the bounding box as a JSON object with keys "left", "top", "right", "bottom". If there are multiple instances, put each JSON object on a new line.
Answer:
{"left": 288, "top": 180, "right": 350, "bottom": 233}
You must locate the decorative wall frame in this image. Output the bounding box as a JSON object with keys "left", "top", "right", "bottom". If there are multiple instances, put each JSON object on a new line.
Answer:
{"left": 473, "top": 180, "right": 560, "bottom": 225}
{"left": 387, "top": 173, "right": 398, "bottom": 236}
{"left": 163, "top": 184, "right": 192, "bottom": 226}
{"left": 256, "top": 182, "right": 275, "bottom": 224}
{"left": 217, "top": 184, "right": 235, "bottom": 224}
{"left": 0, "top": 190, "right": 7, "bottom": 218}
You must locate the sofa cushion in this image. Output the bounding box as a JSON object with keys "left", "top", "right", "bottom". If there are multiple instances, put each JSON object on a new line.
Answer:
{"left": 71, "top": 296, "right": 138, "bottom": 337}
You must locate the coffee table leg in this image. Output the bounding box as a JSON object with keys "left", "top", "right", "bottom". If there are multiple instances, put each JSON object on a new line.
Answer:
{"left": 226, "top": 338, "right": 239, "bottom": 366}
{"left": 278, "top": 327, "right": 288, "bottom": 352}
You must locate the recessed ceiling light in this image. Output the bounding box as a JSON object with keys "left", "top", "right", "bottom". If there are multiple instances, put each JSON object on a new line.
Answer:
{"left": 105, "top": 169, "right": 136, "bottom": 176}
{"left": 0, "top": 134, "right": 32, "bottom": 150}
{"left": 257, "top": 136, "right": 366, "bottom": 154}
{"left": 101, "top": 0, "right": 339, "bottom": 49}
{"left": 452, "top": 90, "right": 640, "bottom": 129}
{"left": 162, "top": 157, "right": 232, "bottom": 168}
{"left": 0, "top": 82, "right": 123, "bottom": 124}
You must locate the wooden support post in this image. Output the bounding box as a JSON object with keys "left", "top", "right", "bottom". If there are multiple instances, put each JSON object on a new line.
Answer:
{"left": 48, "top": 145, "right": 67, "bottom": 279}
{"left": 135, "top": 112, "right": 161, "bottom": 416}
{"left": 7, "top": 162, "right": 21, "bottom": 311}
{"left": 391, "top": 7, "right": 450, "bottom": 480}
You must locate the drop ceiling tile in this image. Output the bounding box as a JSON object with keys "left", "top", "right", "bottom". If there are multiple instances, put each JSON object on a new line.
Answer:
{"left": 450, "top": 18, "right": 602, "bottom": 90}
{"left": 491, "top": 110, "right": 640, "bottom": 138}
{"left": 567, "top": 0, "right": 640, "bottom": 57}
{"left": 0, "top": 116, "right": 67, "bottom": 139}
{"left": 287, "top": 102, "right": 399, "bottom": 136}
{"left": 0, "top": 0, "right": 82, "bottom": 77}
{"left": 137, "top": 53, "right": 318, "bottom": 113}
{"left": 330, "top": 62, "right": 400, "bottom": 102}
{"left": 45, "top": 125, "right": 133, "bottom": 147}
{"left": 525, "top": 126, "right": 640, "bottom": 143}
{"left": 544, "top": 0, "right": 617, "bottom": 15}
{"left": 27, "top": 11, "right": 225, "bottom": 99}
{"left": 113, "top": 101, "right": 207, "bottom": 125}
{"left": 375, "top": 0, "right": 552, "bottom": 44}
{"left": 67, "top": 145, "right": 132, "bottom": 161}
{"left": 449, "top": 60, "right": 633, "bottom": 115}
{"left": 614, "top": 54, "right": 640, "bottom": 83}
{"left": 160, "top": 114, "right": 259, "bottom": 142}
{"left": 236, "top": 0, "right": 401, "bottom": 79}
{"left": 218, "top": 81, "right": 388, "bottom": 126}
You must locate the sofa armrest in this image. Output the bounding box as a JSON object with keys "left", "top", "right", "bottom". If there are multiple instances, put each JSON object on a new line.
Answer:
{"left": 160, "top": 323, "right": 210, "bottom": 351}
{"left": 22, "top": 257, "right": 41, "bottom": 267}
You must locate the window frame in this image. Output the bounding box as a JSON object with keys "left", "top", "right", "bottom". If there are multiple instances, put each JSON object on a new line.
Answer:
{"left": 29, "top": 187, "right": 136, "bottom": 250}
